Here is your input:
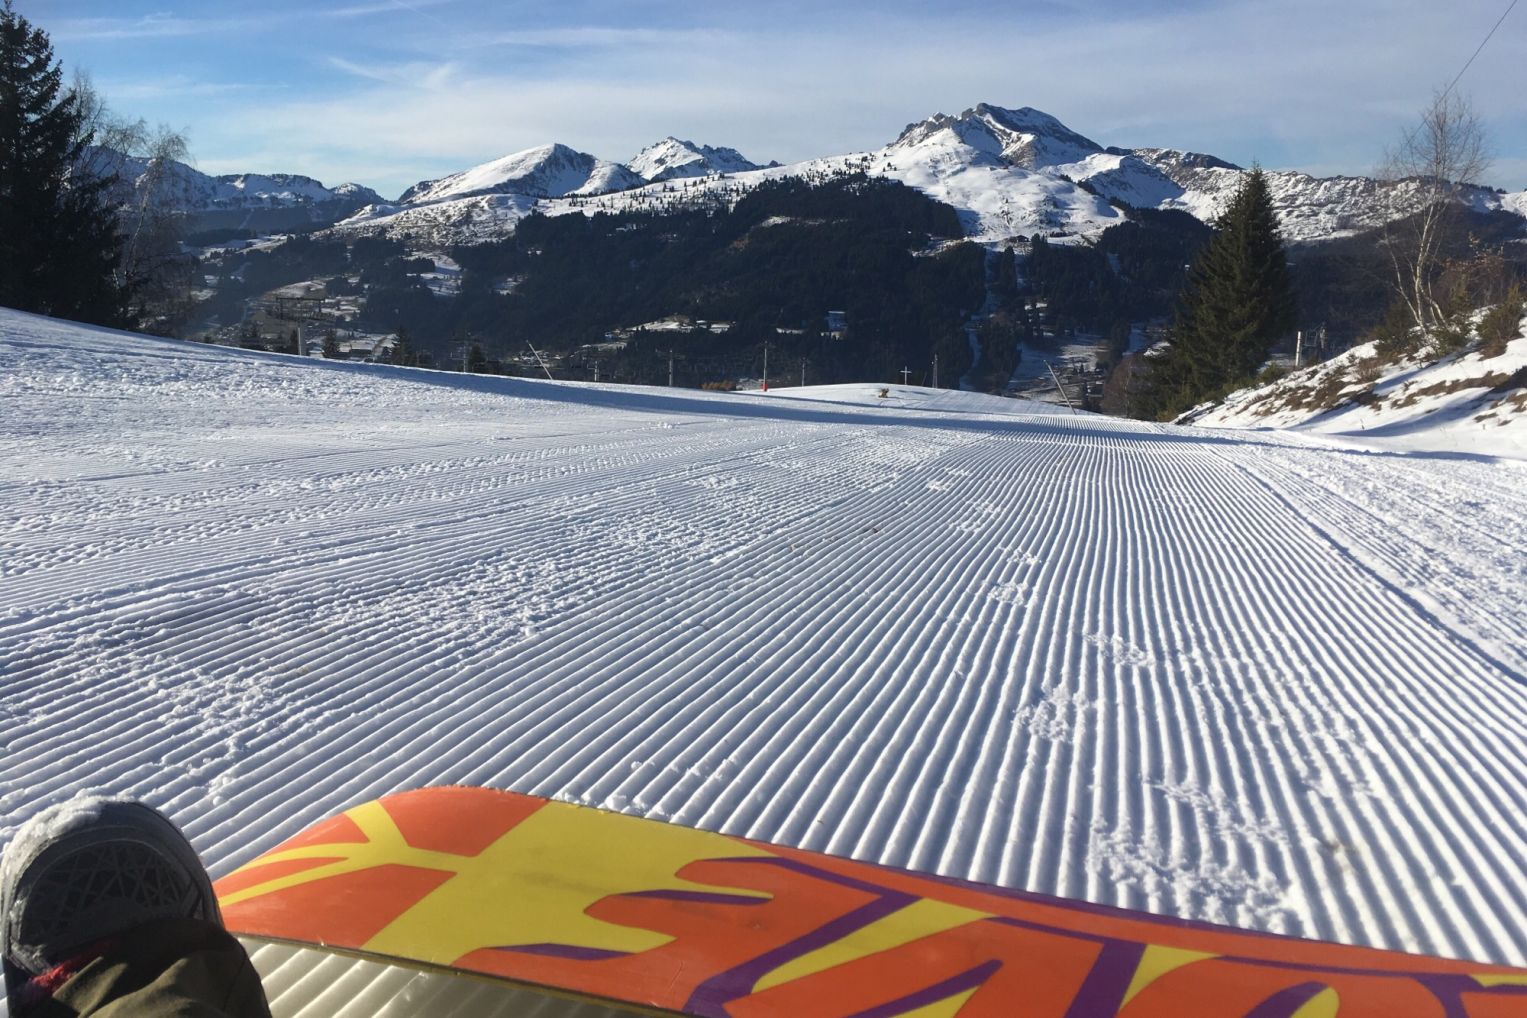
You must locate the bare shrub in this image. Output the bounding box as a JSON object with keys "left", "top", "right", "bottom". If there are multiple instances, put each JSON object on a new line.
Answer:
{"left": 1368, "top": 302, "right": 1424, "bottom": 361}
{"left": 1377, "top": 90, "right": 1490, "bottom": 342}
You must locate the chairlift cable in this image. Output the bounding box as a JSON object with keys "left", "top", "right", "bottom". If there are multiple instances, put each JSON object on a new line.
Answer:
{"left": 1441, "top": 0, "right": 1519, "bottom": 98}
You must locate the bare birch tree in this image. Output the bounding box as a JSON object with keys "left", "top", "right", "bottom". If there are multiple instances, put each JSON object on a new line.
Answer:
{"left": 71, "top": 72, "right": 195, "bottom": 330}
{"left": 1377, "top": 89, "right": 1491, "bottom": 340}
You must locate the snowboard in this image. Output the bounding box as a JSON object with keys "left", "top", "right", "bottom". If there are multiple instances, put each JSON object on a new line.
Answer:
{"left": 215, "top": 786, "right": 1527, "bottom": 1017}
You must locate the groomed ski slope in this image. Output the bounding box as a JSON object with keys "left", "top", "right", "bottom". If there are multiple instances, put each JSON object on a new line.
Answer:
{"left": 2, "top": 309, "right": 1525, "bottom": 974}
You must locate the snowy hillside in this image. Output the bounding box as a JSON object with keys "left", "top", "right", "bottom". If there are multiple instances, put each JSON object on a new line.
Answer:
{"left": 627, "top": 137, "right": 767, "bottom": 181}
{"left": 1189, "top": 319, "right": 1527, "bottom": 457}
{"left": 328, "top": 103, "right": 1527, "bottom": 248}
{"left": 2, "top": 309, "right": 1524, "bottom": 971}
{"left": 1128, "top": 147, "right": 1504, "bottom": 242}
{"left": 397, "top": 143, "right": 645, "bottom": 204}
{"left": 328, "top": 192, "right": 541, "bottom": 245}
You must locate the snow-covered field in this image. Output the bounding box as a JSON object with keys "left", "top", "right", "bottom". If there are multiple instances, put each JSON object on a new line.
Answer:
{"left": 2, "top": 309, "right": 1525, "bottom": 972}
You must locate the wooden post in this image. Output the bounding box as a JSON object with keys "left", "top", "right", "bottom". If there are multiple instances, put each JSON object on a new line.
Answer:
{"left": 1046, "top": 361, "right": 1077, "bottom": 413}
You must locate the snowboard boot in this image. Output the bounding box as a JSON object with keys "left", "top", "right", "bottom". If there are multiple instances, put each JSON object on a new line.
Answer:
{"left": 1, "top": 800, "right": 223, "bottom": 1011}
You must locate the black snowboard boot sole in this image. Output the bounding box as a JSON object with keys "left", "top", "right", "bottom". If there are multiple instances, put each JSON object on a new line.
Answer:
{"left": 1, "top": 800, "right": 221, "bottom": 1004}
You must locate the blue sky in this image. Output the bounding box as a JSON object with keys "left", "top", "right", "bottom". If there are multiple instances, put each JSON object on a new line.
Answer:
{"left": 31, "top": 0, "right": 1527, "bottom": 199}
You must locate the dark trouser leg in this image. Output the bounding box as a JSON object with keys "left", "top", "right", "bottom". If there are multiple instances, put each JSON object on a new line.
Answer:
{"left": 28, "top": 918, "right": 271, "bottom": 1018}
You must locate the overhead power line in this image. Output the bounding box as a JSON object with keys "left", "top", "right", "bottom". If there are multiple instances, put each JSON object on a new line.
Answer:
{"left": 1442, "top": 0, "right": 1519, "bottom": 98}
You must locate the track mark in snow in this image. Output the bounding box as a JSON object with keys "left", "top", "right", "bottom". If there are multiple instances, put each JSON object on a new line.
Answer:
{"left": 1011, "top": 688, "right": 1097, "bottom": 744}
{"left": 986, "top": 580, "right": 1032, "bottom": 607}
{"left": 1087, "top": 818, "right": 1296, "bottom": 933}
{"left": 1148, "top": 779, "right": 1290, "bottom": 844}
{"left": 1084, "top": 631, "right": 1155, "bottom": 669}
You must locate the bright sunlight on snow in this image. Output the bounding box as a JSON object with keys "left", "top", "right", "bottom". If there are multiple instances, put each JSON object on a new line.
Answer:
{"left": 2, "top": 310, "right": 1524, "bottom": 969}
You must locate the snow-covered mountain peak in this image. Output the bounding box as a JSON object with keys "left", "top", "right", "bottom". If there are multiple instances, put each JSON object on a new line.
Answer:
{"left": 892, "top": 104, "right": 1104, "bottom": 169}
{"left": 330, "top": 181, "right": 385, "bottom": 204}
{"left": 399, "top": 143, "right": 645, "bottom": 204}
{"left": 628, "top": 137, "right": 765, "bottom": 182}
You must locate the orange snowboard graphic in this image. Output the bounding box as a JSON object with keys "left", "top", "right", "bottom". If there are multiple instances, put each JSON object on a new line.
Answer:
{"left": 215, "top": 787, "right": 1527, "bottom": 1017}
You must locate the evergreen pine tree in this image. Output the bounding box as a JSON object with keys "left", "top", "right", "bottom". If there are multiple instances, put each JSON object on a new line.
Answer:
{"left": 993, "top": 246, "right": 1019, "bottom": 305}
{"left": 386, "top": 326, "right": 413, "bottom": 366}
{"left": 0, "top": 1, "right": 127, "bottom": 324}
{"left": 1148, "top": 167, "right": 1295, "bottom": 417}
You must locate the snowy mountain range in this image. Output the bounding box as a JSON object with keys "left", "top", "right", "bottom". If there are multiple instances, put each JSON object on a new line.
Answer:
{"left": 116, "top": 157, "right": 382, "bottom": 211}
{"left": 131, "top": 102, "right": 1525, "bottom": 249}
{"left": 326, "top": 104, "right": 1526, "bottom": 249}
{"left": 99, "top": 148, "right": 383, "bottom": 235}
{"left": 330, "top": 136, "right": 777, "bottom": 243}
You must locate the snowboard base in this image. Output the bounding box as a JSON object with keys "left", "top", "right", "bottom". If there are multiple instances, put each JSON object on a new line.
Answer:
{"left": 241, "top": 937, "right": 658, "bottom": 1017}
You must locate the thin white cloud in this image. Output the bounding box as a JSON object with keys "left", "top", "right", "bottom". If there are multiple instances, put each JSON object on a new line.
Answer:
{"left": 103, "top": 76, "right": 280, "bottom": 101}
{"left": 478, "top": 26, "right": 736, "bottom": 48}
{"left": 54, "top": 0, "right": 457, "bottom": 41}
{"left": 324, "top": 0, "right": 459, "bottom": 23}
{"left": 52, "top": 13, "right": 249, "bottom": 41}
{"left": 326, "top": 57, "right": 460, "bottom": 91}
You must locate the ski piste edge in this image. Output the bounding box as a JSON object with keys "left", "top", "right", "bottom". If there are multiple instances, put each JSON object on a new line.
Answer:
{"left": 213, "top": 786, "right": 1527, "bottom": 1017}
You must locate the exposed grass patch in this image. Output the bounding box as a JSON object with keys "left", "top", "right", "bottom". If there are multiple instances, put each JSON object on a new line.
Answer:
{"left": 1390, "top": 369, "right": 1521, "bottom": 409}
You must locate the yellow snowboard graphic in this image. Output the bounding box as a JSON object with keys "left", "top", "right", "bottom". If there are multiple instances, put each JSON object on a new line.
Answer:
{"left": 216, "top": 787, "right": 1527, "bottom": 1017}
